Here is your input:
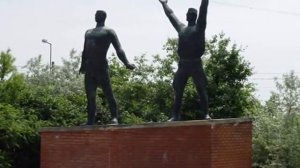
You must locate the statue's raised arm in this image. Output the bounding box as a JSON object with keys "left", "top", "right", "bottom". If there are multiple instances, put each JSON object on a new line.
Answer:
{"left": 196, "top": 0, "right": 209, "bottom": 32}
{"left": 159, "top": 0, "right": 185, "bottom": 33}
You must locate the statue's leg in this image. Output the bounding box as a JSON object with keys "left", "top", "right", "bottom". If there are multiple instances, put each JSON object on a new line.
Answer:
{"left": 85, "top": 75, "right": 97, "bottom": 125}
{"left": 192, "top": 66, "right": 210, "bottom": 119}
{"left": 101, "top": 70, "right": 118, "bottom": 124}
{"left": 170, "top": 69, "right": 188, "bottom": 121}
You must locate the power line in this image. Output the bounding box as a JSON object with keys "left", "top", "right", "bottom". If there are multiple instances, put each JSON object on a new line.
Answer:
{"left": 255, "top": 72, "right": 295, "bottom": 74}
{"left": 211, "top": 0, "right": 300, "bottom": 16}
{"left": 254, "top": 73, "right": 289, "bottom": 75}
{"left": 249, "top": 78, "right": 281, "bottom": 81}
{"left": 253, "top": 72, "right": 300, "bottom": 76}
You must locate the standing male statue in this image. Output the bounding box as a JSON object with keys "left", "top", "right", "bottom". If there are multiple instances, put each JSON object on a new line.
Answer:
{"left": 158, "top": 0, "right": 210, "bottom": 121}
{"left": 79, "top": 10, "right": 135, "bottom": 125}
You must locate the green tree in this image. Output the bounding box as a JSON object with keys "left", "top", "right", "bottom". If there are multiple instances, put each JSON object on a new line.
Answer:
{"left": 22, "top": 51, "right": 86, "bottom": 126}
{"left": 253, "top": 71, "right": 300, "bottom": 168}
{"left": 0, "top": 50, "right": 45, "bottom": 168}
{"left": 0, "top": 49, "right": 16, "bottom": 81}
{"left": 205, "top": 33, "right": 255, "bottom": 118}
{"left": 0, "top": 50, "right": 88, "bottom": 168}
{"left": 0, "top": 74, "right": 26, "bottom": 106}
{"left": 0, "top": 149, "right": 11, "bottom": 168}
{"left": 0, "top": 104, "right": 44, "bottom": 168}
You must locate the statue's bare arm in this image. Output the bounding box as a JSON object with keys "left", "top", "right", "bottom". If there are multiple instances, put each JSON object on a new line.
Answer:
{"left": 79, "top": 31, "right": 89, "bottom": 73}
{"left": 110, "top": 30, "right": 135, "bottom": 70}
{"left": 197, "top": 0, "right": 209, "bottom": 32}
{"left": 159, "top": 0, "right": 185, "bottom": 33}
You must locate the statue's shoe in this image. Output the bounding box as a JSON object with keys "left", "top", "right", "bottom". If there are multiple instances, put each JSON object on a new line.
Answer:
{"left": 205, "top": 114, "right": 211, "bottom": 120}
{"left": 167, "top": 117, "right": 181, "bottom": 122}
{"left": 110, "top": 118, "right": 119, "bottom": 125}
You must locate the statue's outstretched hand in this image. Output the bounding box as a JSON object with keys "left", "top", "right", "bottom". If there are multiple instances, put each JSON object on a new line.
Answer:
{"left": 159, "top": 0, "right": 168, "bottom": 4}
{"left": 126, "top": 63, "right": 136, "bottom": 70}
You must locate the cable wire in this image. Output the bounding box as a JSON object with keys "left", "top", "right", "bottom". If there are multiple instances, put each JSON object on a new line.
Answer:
{"left": 211, "top": 0, "right": 300, "bottom": 16}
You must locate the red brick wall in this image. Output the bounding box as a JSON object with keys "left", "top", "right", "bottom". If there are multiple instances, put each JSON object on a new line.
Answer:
{"left": 211, "top": 122, "right": 252, "bottom": 168}
{"left": 40, "top": 119, "right": 252, "bottom": 168}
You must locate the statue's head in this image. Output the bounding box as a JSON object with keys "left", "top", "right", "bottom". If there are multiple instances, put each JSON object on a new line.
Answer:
{"left": 95, "top": 10, "right": 107, "bottom": 23}
{"left": 186, "top": 8, "right": 197, "bottom": 22}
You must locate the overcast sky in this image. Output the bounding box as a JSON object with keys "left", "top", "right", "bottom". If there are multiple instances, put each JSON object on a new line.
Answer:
{"left": 1, "top": 0, "right": 299, "bottom": 100}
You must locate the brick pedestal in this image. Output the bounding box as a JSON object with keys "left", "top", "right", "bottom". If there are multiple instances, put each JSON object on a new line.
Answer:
{"left": 40, "top": 118, "right": 252, "bottom": 168}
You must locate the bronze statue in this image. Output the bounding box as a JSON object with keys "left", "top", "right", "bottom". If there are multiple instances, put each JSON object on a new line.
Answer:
{"left": 159, "top": 0, "right": 211, "bottom": 121}
{"left": 79, "top": 10, "right": 135, "bottom": 125}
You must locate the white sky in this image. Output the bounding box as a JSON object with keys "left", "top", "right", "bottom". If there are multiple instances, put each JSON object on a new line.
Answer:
{"left": 1, "top": 0, "right": 300, "bottom": 101}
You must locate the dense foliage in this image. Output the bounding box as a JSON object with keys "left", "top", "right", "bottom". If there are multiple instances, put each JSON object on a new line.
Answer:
{"left": 205, "top": 34, "right": 254, "bottom": 118}
{"left": 0, "top": 50, "right": 87, "bottom": 168}
{"left": 253, "top": 71, "right": 300, "bottom": 168}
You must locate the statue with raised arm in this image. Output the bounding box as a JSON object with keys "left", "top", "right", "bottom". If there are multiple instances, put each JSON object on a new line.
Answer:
{"left": 79, "top": 10, "right": 135, "bottom": 125}
{"left": 159, "top": 0, "right": 210, "bottom": 121}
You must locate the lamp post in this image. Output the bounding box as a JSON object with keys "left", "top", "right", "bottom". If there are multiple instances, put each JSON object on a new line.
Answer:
{"left": 42, "top": 39, "right": 53, "bottom": 71}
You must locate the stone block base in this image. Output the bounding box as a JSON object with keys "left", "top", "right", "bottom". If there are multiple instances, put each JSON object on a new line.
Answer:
{"left": 40, "top": 118, "right": 252, "bottom": 168}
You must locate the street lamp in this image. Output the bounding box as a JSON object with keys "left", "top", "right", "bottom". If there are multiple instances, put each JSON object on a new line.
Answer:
{"left": 42, "top": 39, "right": 53, "bottom": 71}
